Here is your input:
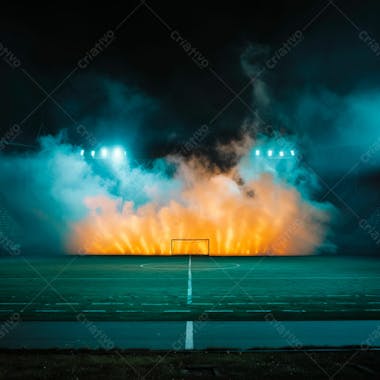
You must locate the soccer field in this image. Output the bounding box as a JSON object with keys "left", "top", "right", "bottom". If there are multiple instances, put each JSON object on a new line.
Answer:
{"left": 0, "top": 256, "right": 379, "bottom": 322}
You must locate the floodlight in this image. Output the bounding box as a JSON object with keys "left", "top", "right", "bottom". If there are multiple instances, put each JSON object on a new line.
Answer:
{"left": 290, "top": 150, "right": 295, "bottom": 156}
{"left": 267, "top": 150, "right": 273, "bottom": 157}
{"left": 279, "top": 151, "right": 284, "bottom": 157}
{"left": 80, "top": 149, "right": 84, "bottom": 157}
{"left": 91, "top": 150, "right": 95, "bottom": 158}
{"left": 112, "top": 147, "right": 124, "bottom": 161}
{"left": 100, "top": 147, "right": 108, "bottom": 158}
{"left": 255, "top": 149, "right": 260, "bottom": 156}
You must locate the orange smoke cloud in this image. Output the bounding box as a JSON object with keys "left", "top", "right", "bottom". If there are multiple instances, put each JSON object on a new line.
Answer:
{"left": 70, "top": 150, "right": 332, "bottom": 255}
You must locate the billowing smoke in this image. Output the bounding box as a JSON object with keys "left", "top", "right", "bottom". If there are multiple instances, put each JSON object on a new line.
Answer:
{"left": 0, "top": 131, "right": 335, "bottom": 256}
{"left": 10, "top": 44, "right": 378, "bottom": 256}
{"left": 238, "top": 42, "right": 380, "bottom": 256}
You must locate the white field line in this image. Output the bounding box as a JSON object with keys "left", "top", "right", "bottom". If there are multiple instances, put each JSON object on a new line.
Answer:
{"left": 187, "top": 256, "right": 192, "bottom": 305}
{"left": 185, "top": 256, "right": 194, "bottom": 350}
{"left": 185, "top": 321, "right": 194, "bottom": 350}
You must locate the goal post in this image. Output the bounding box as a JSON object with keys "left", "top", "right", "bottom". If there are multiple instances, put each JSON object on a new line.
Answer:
{"left": 171, "top": 239, "right": 210, "bottom": 255}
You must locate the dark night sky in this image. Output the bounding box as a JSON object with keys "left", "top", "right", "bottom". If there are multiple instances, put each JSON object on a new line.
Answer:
{"left": 1, "top": 1, "right": 380, "bottom": 155}
{"left": 1, "top": 1, "right": 380, "bottom": 254}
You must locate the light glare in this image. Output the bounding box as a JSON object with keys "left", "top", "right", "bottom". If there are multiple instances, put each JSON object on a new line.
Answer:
{"left": 112, "top": 147, "right": 124, "bottom": 161}
{"left": 101, "top": 148, "right": 108, "bottom": 158}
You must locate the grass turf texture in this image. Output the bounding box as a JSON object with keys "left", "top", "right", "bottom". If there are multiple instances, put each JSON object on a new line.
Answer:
{"left": 0, "top": 256, "right": 379, "bottom": 321}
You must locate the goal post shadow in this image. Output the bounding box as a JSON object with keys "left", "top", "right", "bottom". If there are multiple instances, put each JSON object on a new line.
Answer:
{"left": 170, "top": 239, "right": 210, "bottom": 255}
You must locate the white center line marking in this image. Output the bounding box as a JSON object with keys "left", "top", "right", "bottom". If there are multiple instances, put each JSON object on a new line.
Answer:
{"left": 184, "top": 256, "right": 194, "bottom": 350}
{"left": 187, "top": 256, "right": 192, "bottom": 305}
{"left": 185, "top": 321, "right": 194, "bottom": 350}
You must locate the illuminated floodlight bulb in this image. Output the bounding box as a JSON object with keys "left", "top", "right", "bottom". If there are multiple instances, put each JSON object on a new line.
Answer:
{"left": 91, "top": 150, "right": 95, "bottom": 158}
{"left": 100, "top": 147, "right": 108, "bottom": 158}
{"left": 255, "top": 149, "right": 260, "bottom": 156}
{"left": 80, "top": 149, "right": 84, "bottom": 157}
{"left": 267, "top": 150, "right": 273, "bottom": 157}
{"left": 279, "top": 151, "right": 284, "bottom": 157}
{"left": 290, "top": 149, "right": 295, "bottom": 156}
{"left": 112, "top": 147, "right": 124, "bottom": 161}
